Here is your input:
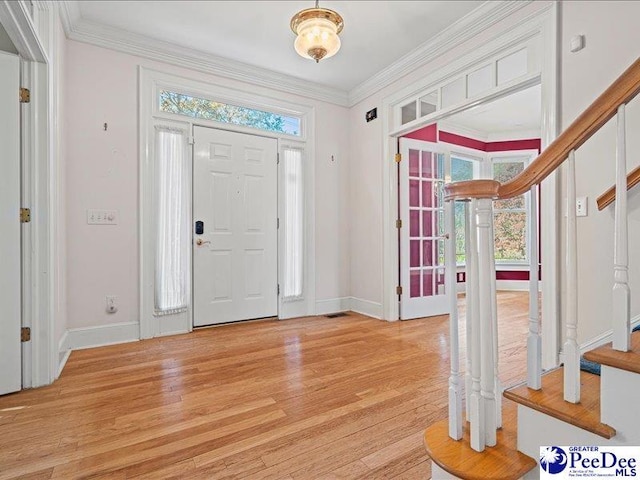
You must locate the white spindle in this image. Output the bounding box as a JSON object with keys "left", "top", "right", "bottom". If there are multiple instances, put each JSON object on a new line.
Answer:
{"left": 564, "top": 150, "right": 580, "bottom": 403}
{"left": 477, "top": 198, "right": 497, "bottom": 447}
{"left": 446, "top": 199, "right": 463, "bottom": 440}
{"left": 488, "top": 207, "right": 501, "bottom": 429}
{"left": 612, "top": 104, "right": 631, "bottom": 352}
{"left": 527, "top": 185, "right": 542, "bottom": 389}
{"left": 467, "top": 199, "right": 485, "bottom": 452}
{"left": 464, "top": 202, "right": 472, "bottom": 421}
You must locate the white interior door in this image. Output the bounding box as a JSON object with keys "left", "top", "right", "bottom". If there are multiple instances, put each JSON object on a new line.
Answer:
{"left": 193, "top": 127, "right": 278, "bottom": 326}
{"left": 0, "top": 52, "right": 22, "bottom": 395}
{"left": 399, "top": 138, "right": 451, "bottom": 320}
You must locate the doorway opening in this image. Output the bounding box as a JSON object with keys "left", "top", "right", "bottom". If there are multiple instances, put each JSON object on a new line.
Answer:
{"left": 398, "top": 83, "right": 542, "bottom": 320}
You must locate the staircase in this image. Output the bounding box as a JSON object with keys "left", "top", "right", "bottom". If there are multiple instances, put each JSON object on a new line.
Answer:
{"left": 424, "top": 57, "right": 640, "bottom": 479}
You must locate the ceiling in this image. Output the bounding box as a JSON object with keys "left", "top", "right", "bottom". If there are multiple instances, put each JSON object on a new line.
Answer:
{"left": 444, "top": 84, "right": 542, "bottom": 137}
{"left": 73, "top": 1, "right": 484, "bottom": 92}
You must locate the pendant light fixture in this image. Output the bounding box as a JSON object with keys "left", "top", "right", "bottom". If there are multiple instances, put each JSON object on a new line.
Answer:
{"left": 290, "top": 0, "right": 344, "bottom": 63}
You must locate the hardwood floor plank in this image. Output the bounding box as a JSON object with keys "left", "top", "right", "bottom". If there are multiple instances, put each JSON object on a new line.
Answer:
{"left": 0, "top": 292, "right": 529, "bottom": 479}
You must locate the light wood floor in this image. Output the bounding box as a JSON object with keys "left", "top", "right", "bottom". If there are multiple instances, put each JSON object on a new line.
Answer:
{"left": 0, "top": 292, "right": 529, "bottom": 480}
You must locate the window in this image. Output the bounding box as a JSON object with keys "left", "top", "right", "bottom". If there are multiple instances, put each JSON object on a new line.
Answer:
{"left": 159, "top": 90, "right": 301, "bottom": 136}
{"left": 492, "top": 157, "right": 529, "bottom": 263}
{"left": 154, "top": 126, "right": 190, "bottom": 314}
{"left": 451, "top": 156, "right": 476, "bottom": 264}
{"left": 282, "top": 147, "right": 304, "bottom": 298}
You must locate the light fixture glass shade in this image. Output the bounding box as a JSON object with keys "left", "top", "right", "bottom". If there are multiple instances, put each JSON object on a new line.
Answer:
{"left": 291, "top": 6, "right": 344, "bottom": 63}
{"left": 293, "top": 17, "right": 341, "bottom": 62}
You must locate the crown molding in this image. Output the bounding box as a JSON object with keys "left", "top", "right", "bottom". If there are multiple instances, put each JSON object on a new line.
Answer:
{"left": 58, "top": 2, "right": 350, "bottom": 107}
{"left": 58, "top": 1, "right": 533, "bottom": 109}
{"left": 347, "top": 0, "right": 533, "bottom": 107}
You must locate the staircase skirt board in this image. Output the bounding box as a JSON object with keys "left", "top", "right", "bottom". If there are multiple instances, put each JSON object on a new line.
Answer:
{"left": 503, "top": 368, "right": 615, "bottom": 439}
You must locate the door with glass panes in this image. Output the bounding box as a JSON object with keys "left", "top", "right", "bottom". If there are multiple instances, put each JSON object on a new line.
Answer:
{"left": 399, "top": 138, "right": 449, "bottom": 319}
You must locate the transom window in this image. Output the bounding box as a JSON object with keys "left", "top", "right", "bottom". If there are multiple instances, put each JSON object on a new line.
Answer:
{"left": 159, "top": 90, "right": 301, "bottom": 136}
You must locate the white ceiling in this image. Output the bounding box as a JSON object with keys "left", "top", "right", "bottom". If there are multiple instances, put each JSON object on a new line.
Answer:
{"left": 74, "top": 1, "right": 484, "bottom": 92}
{"left": 444, "top": 84, "right": 542, "bottom": 137}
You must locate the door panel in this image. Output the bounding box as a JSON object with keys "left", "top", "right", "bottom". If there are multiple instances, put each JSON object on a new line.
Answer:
{"left": 0, "top": 52, "right": 22, "bottom": 395}
{"left": 193, "top": 127, "right": 278, "bottom": 326}
{"left": 399, "top": 138, "right": 450, "bottom": 320}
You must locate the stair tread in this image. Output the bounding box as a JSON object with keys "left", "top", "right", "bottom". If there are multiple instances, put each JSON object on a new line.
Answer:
{"left": 504, "top": 367, "right": 616, "bottom": 439}
{"left": 583, "top": 330, "right": 640, "bottom": 375}
{"left": 424, "top": 401, "right": 537, "bottom": 480}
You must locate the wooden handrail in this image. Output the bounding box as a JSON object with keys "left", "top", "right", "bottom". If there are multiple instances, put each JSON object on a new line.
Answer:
{"left": 597, "top": 165, "right": 640, "bottom": 210}
{"left": 445, "top": 57, "right": 640, "bottom": 201}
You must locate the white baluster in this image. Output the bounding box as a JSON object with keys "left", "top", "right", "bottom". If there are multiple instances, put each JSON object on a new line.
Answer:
{"left": 467, "top": 199, "right": 485, "bottom": 452}
{"left": 477, "top": 198, "right": 497, "bottom": 447}
{"left": 612, "top": 104, "right": 631, "bottom": 352}
{"left": 446, "top": 199, "right": 463, "bottom": 440}
{"left": 564, "top": 150, "right": 580, "bottom": 403}
{"left": 528, "top": 185, "right": 542, "bottom": 389}
{"left": 488, "top": 206, "right": 501, "bottom": 429}
{"left": 464, "top": 202, "right": 472, "bottom": 421}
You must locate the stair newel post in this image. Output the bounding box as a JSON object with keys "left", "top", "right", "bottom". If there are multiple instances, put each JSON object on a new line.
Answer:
{"left": 446, "top": 199, "right": 463, "bottom": 440}
{"left": 476, "top": 197, "right": 497, "bottom": 447}
{"left": 527, "top": 184, "right": 542, "bottom": 390}
{"left": 467, "top": 199, "right": 485, "bottom": 452}
{"left": 612, "top": 103, "right": 631, "bottom": 352}
{"left": 564, "top": 150, "right": 580, "bottom": 403}
{"left": 488, "top": 205, "right": 501, "bottom": 429}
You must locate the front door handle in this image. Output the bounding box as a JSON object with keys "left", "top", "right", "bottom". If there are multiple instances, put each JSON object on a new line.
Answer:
{"left": 195, "top": 238, "right": 211, "bottom": 246}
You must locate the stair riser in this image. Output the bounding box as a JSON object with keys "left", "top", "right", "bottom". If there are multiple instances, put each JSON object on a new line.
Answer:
{"left": 601, "top": 366, "right": 640, "bottom": 444}
{"left": 517, "top": 405, "right": 624, "bottom": 467}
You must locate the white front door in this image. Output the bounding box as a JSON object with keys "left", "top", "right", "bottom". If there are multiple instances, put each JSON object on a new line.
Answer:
{"left": 399, "top": 138, "right": 451, "bottom": 320}
{"left": 0, "top": 52, "right": 22, "bottom": 395}
{"left": 193, "top": 127, "right": 278, "bottom": 326}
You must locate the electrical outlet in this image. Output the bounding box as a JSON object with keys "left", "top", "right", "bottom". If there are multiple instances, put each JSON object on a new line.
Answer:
{"left": 576, "top": 197, "right": 588, "bottom": 217}
{"left": 106, "top": 296, "right": 118, "bottom": 314}
{"left": 88, "top": 209, "right": 118, "bottom": 225}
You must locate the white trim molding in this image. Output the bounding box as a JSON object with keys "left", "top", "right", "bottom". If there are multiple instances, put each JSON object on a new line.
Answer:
{"left": 349, "top": 297, "right": 383, "bottom": 320}
{"left": 56, "top": 1, "right": 535, "bottom": 108}
{"left": 349, "top": 1, "right": 533, "bottom": 106}
{"left": 579, "top": 315, "right": 640, "bottom": 355}
{"left": 65, "top": 322, "right": 140, "bottom": 351}
{"left": 315, "top": 298, "right": 351, "bottom": 316}
{"left": 57, "top": 3, "right": 348, "bottom": 107}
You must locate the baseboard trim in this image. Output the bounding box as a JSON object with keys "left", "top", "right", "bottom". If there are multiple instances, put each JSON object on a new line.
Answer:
{"left": 66, "top": 321, "right": 140, "bottom": 351}
{"left": 349, "top": 297, "right": 383, "bottom": 320}
{"left": 315, "top": 297, "right": 351, "bottom": 316}
{"left": 579, "top": 314, "right": 640, "bottom": 354}
{"left": 57, "top": 330, "right": 70, "bottom": 378}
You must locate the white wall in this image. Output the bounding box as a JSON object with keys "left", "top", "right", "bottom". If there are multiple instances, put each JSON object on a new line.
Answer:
{"left": 348, "top": 2, "right": 552, "bottom": 317}
{"left": 64, "top": 40, "right": 350, "bottom": 331}
{"left": 560, "top": 0, "right": 640, "bottom": 344}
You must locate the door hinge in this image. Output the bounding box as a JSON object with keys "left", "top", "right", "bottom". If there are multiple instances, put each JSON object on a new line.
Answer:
{"left": 21, "top": 327, "right": 31, "bottom": 342}
{"left": 188, "top": 136, "right": 194, "bottom": 145}
{"left": 396, "top": 219, "right": 402, "bottom": 229}
{"left": 394, "top": 153, "right": 402, "bottom": 163}
{"left": 20, "top": 208, "right": 31, "bottom": 223}
{"left": 19, "top": 87, "right": 30, "bottom": 103}
{"left": 277, "top": 284, "right": 280, "bottom": 295}
{"left": 277, "top": 153, "right": 280, "bottom": 164}
{"left": 396, "top": 285, "right": 403, "bottom": 295}
{"left": 277, "top": 218, "right": 280, "bottom": 229}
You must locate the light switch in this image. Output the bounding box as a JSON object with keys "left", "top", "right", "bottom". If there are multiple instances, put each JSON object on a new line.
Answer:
{"left": 576, "top": 197, "right": 588, "bottom": 217}
{"left": 570, "top": 35, "right": 585, "bottom": 53}
{"left": 87, "top": 209, "right": 118, "bottom": 225}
